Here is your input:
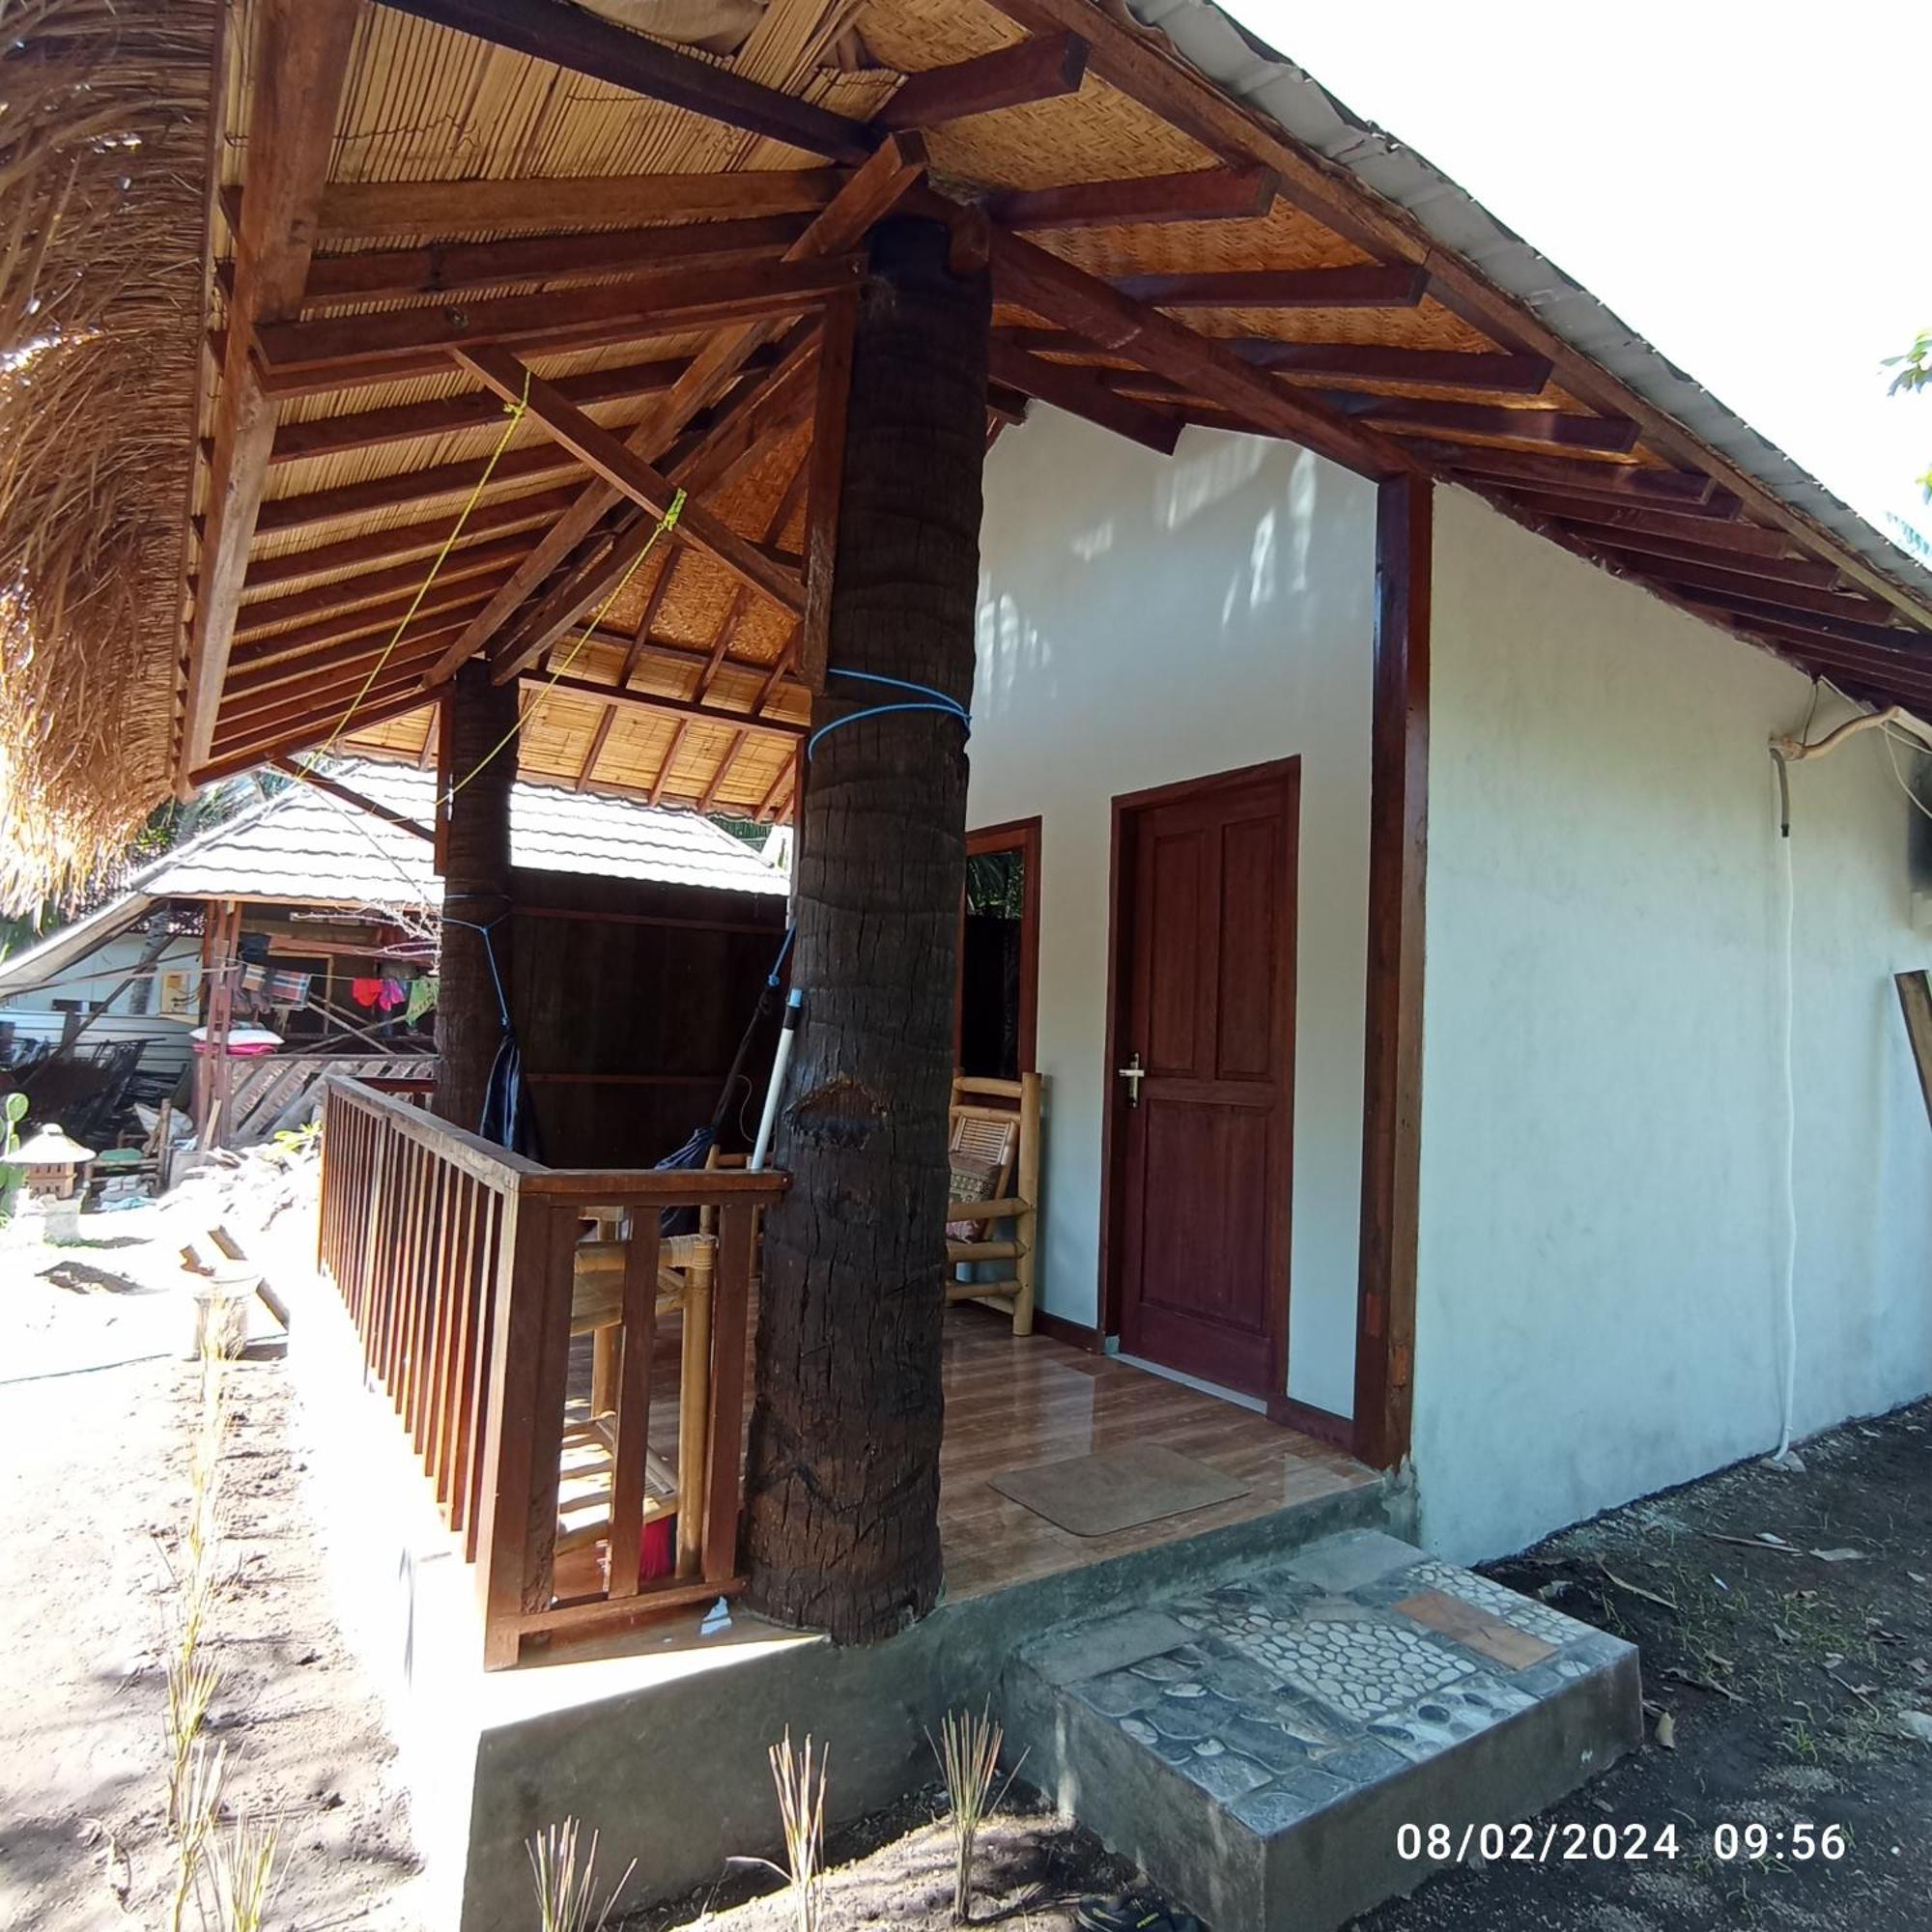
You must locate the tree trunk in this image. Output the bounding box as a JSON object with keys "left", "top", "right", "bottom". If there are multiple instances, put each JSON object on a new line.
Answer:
{"left": 743, "top": 216, "right": 990, "bottom": 1642}
{"left": 432, "top": 660, "right": 519, "bottom": 1134}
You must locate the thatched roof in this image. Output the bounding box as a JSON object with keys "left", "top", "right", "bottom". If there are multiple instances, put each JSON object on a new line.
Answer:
{"left": 7, "top": 0, "right": 1932, "bottom": 911}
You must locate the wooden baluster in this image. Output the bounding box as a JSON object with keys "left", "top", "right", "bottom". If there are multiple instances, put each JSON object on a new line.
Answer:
{"left": 1013, "top": 1070, "right": 1041, "bottom": 1337}
{"left": 431, "top": 1171, "right": 476, "bottom": 1513}
{"left": 605, "top": 1211, "right": 661, "bottom": 1600}
{"left": 674, "top": 1238, "right": 714, "bottom": 1581}
{"left": 367, "top": 1122, "right": 404, "bottom": 1377}
{"left": 412, "top": 1159, "right": 452, "bottom": 1456}
{"left": 460, "top": 1186, "right": 504, "bottom": 1558}
{"left": 701, "top": 1202, "right": 754, "bottom": 1585}
{"left": 473, "top": 1190, "right": 577, "bottom": 1670}
{"left": 355, "top": 1111, "right": 391, "bottom": 1349}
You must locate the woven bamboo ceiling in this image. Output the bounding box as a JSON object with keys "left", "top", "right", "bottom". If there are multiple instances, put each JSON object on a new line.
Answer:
{"left": 179, "top": 0, "right": 1932, "bottom": 823}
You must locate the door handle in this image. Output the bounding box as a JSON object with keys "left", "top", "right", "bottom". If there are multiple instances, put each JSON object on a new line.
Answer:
{"left": 1117, "top": 1051, "right": 1145, "bottom": 1107}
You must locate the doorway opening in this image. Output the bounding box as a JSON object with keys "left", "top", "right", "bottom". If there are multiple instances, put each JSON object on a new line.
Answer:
{"left": 958, "top": 817, "right": 1040, "bottom": 1079}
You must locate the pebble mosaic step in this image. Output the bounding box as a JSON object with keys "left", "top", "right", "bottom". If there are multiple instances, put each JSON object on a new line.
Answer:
{"left": 1009, "top": 1529, "right": 1640, "bottom": 1932}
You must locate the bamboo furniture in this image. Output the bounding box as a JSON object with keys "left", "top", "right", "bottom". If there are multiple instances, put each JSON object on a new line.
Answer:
{"left": 944, "top": 1070, "right": 1043, "bottom": 1336}
{"left": 316, "top": 1075, "right": 785, "bottom": 1668}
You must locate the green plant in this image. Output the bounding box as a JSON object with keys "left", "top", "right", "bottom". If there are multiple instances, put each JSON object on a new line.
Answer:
{"left": 769, "top": 1730, "right": 829, "bottom": 1932}
{"left": 0, "top": 1090, "right": 28, "bottom": 1223}
{"left": 929, "top": 1704, "right": 1025, "bottom": 1922}
{"left": 208, "top": 1809, "right": 281, "bottom": 1932}
{"left": 526, "top": 1819, "right": 634, "bottom": 1932}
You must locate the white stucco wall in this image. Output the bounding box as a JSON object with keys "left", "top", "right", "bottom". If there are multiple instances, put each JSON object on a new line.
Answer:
{"left": 1414, "top": 487, "right": 1932, "bottom": 1560}
{"left": 970, "top": 409, "right": 1377, "bottom": 1414}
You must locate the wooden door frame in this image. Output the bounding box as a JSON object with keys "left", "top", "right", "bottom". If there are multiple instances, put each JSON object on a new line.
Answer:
{"left": 959, "top": 814, "right": 1042, "bottom": 1074}
{"left": 1096, "top": 755, "right": 1301, "bottom": 1396}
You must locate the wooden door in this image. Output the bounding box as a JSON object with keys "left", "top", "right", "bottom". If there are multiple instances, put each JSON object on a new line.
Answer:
{"left": 1107, "top": 760, "right": 1298, "bottom": 1398}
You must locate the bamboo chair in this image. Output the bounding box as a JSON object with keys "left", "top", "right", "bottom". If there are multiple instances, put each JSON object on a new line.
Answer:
{"left": 945, "top": 1071, "right": 1043, "bottom": 1335}
{"left": 557, "top": 1230, "right": 716, "bottom": 1582}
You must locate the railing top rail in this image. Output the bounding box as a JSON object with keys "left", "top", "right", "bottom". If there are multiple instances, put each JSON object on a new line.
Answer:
{"left": 323, "top": 1075, "right": 792, "bottom": 1204}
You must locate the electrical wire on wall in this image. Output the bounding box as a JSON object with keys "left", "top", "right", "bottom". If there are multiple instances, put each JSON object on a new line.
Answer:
{"left": 1764, "top": 683, "right": 1932, "bottom": 1467}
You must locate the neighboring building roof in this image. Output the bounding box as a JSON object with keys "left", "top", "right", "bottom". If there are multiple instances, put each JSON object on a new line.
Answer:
{"left": 0, "top": 763, "right": 784, "bottom": 997}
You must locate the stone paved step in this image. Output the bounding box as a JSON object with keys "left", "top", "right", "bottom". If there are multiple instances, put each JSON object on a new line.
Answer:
{"left": 1007, "top": 1529, "right": 1640, "bottom": 1931}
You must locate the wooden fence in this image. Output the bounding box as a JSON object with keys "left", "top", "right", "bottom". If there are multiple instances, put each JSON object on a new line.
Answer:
{"left": 317, "top": 1076, "right": 785, "bottom": 1668}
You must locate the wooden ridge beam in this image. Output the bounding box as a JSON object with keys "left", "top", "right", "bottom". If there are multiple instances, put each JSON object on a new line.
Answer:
{"left": 521, "top": 672, "right": 807, "bottom": 742}
{"left": 302, "top": 213, "right": 813, "bottom": 309}
{"left": 180, "top": 0, "right": 360, "bottom": 779}
{"left": 1357, "top": 398, "right": 1637, "bottom": 455}
{"left": 193, "top": 688, "right": 435, "bottom": 786}
{"left": 312, "top": 168, "right": 847, "bottom": 238}
{"left": 271, "top": 758, "right": 435, "bottom": 840}
{"left": 1114, "top": 264, "right": 1428, "bottom": 310}
{"left": 985, "top": 224, "right": 1418, "bottom": 479}
{"left": 877, "top": 31, "right": 1088, "bottom": 131}
{"left": 451, "top": 134, "right": 929, "bottom": 679}
{"left": 988, "top": 338, "right": 1181, "bottom": 454}
{"left": 989, "top": 164, "right": 1277, "bottom": 231}
{"left": 246, "top": 486, "right": 582, "bottom": 587}
{"left": 377, "top": 0, "right": 873, "bottom": 161}
{"left": 256, "top": 253, "right": 862, "bottom": 379}
{"left": 1233, "top": 339, "right": 1552, "bottom": 394}
{"left": 236, "top": 537, "right": 530, "bottom": 642}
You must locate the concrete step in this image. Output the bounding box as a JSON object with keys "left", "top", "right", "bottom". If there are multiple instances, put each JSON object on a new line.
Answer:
{"left": 1007, "top": 1529, "right": 1640, "bottom": 1932}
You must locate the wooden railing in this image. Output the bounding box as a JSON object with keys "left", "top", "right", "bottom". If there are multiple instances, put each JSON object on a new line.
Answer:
{"left": 317, "top": 1076, "right": 786, "bottom": 1668}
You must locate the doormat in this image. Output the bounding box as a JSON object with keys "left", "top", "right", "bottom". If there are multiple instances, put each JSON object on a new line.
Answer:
{"left": 988, "top": 1442, "right": 1249, "bottom": 1538}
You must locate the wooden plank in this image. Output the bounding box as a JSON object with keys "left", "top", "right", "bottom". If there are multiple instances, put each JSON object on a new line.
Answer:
{"left": 1630, "top": 557, "right": 1916, "bottom": 631}
{"left": 228, "top": 618, "right": 473, "bottom": 700}
{"left": 438, "top": 138, "right": 930, "bottom": 680}
{"left": 1353, "top": 474, "right": 1431, "bottom": 1472}
{"left": 986, "top": 225, "right": 1417, "bottom": 480}
{"left": 315, "top": 168, "right": 846, "bottom": 237}
{"left": 257, "top": 450, "right": 582, "bottom": 537}
{"left": 604, "top": 1214, "right": 662, "bottom": 1601}
{"left": 799, "top": 295, "right": 856, "bottom": 694}
{"left": 1488, "top": 491, "right": 1787, "bottom": 552}
{"left": 302, "top": 213, "right": 810, "bottom": 307}
{"left": 230, "top": 580, "right": 498, "bottom": 673}
{"left": 457, "top": 344, "right": 805, "bottom": 615}
{"left": 575, "top": 705, "right": 618, "bottom": 791}
{"left": 1667, "top": 588, "right": 1931, "bottom": 654}
{"left": 1114, "top": 265, "right": 1429, "bottom": 309}
{"left": 179, "top": 0, "right": 360, "bottom": 777}
{"left": 203, "top": 674, "right": 435, "bottom": 775}
{"left": 1353, "top": 397, "right": 1638, "bottom": 455}
{"left": 236, "top": 537, "right": 529, "bottom": 641}
{"left": 990, "top": 165, "right": 1277, "bottom": 231}
{"left": 987, "top": 338, "right": 1181, "bottom": 455}
{"left": 246, "top": 488, "right": 581, "bottom": 588}
{"left": 1563, "top": 526, "right": 1842, "bottom": 590}
{"left": 1400, "top": 439, "right": 1717, "bottom": 505}
{"left": 1896, "top": 972, "right": 1932, "bottom": 1135}
{"left": 701, "top": 1202, "right": 755, "bottom": 1583}
{"left": 521, "top": 672, "right": 808, "bottom": 742}
{"left": 1232, "top": 339, "right": 1552, "bottom": 394}
{"left": 272, "top": 758, "right": 435, "bottom": 840}
{"left": 381, "top": 0, "right": 872, "bottom": 162}
{"left": 877, "top": 31, "right": 1088, "bottom": 131}
{"left": 256, "top": 254, "right": 863, "bottom": 378}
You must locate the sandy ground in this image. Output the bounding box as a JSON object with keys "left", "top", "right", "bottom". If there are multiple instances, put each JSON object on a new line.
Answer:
{"left": 0, "top": 1185, "right": 423, "bottom": 1929}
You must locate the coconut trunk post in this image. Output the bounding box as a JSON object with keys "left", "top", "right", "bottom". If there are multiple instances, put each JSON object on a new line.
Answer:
{"left": 743, "top": 215, "right": 991, "bottom": 1642}
{"left": 432, "top": 659, "right": 519, "bottom": 1134}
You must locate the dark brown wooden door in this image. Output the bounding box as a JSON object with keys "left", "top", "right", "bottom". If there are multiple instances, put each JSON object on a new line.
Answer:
{"left": 1109, "top": 760, "right": 1298, "bottom": 1398}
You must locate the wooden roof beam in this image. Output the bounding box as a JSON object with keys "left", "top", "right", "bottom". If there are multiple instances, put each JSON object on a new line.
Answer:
{"left": 1350, "top": 398, "right": 1639, "bottom": 455}
{"left": 257, "top": 450, "right": 582, "bottom": 538}
{"left": 452, "top": 134, "right": 929, "bottom": 678}
{"left": 877, "top": 31, "right": 1088, "bottom": 131}
{"left": 1490, "top": 490, "right": 1804, "bottom": 554}
{"left": 256, "top": 254, "right": 862, "bottom": 381}
{"left": 1636, "top": 561, "right": 1923, "bottom": 635}
{"left": 236, "top": 538, "right": 529, "bottom": 642}
{"left": 1550, "top": 526, "right": 1842, "bottom": 590}
{"left": 218, "top": 651, "right": 452, "bottom": 738}
{"left": 989, "top": 165, "right": 1278, "bottom": 231}
{"left": 1665, "top": 584, "right": 1928, "bottom": 652}
{"left": 522, "top": 673, "right": 807, "bottom": 743}
{"left": 301, "top": 213, "right": 813, "bottom": 309}
{"left": 1233, "top": 339, "right": 1553, "bottom": 395}
{"left": 310, "top": 169, "right": 847, "bottom": 238}
{"left": 228, "top": 619, "right": 479, "bottom": 700}
{"left": 270, "top": 758, "right": 435, "bottom": 840}
{"left": 229, "top": 585, "right": 500, "bottom": 679}
{"left": 985, "top": 223, "right": 1419, "bottom": 479}
{"left": 179, "top": 0, "right": 360, "bottom": 780}
{"left": 1398, "top": 438, "right": 1718, "bottom": 505}
{"left": 192, "top": 688, "right": 435, "bottom": 787}
{"left": 249, "top": 487, "right": 581, "bottom": 582}
{"left": 1114, "top": 265, "right": 1429, "bottom": 309}
{"left": 988, "top": 338, "right": 1181, "bottom": 454}
{"left": 378, "top": 0, "right": 873, "bottom": 160}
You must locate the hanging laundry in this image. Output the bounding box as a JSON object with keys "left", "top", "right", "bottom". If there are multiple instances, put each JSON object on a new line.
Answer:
{"left": 404, "top": 975, "right": 440, "bottom": 1026}
{"left": 351, "top": 977, "right": 384, "bottom": 1009}
{"left": 266, "top": 968, "right": 311, "bottom": 1006}
{"left": 378, "top": 979, "right": 408, "bottom": 1012}
{"left": 239, "top": 963, "right": 269, "bottom": 994}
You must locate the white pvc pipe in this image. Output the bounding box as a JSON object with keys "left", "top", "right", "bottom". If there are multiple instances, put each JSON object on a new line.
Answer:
{"left": 751, "top": 990, "right": 802, "bottom": 1173}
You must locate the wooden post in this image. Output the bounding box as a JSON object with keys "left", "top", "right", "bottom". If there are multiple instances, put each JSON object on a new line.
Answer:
{"left": 433, "top": 660, "right": 520, "bottom": 1135}
{"left": 1012, "top": 1070, "right": 1042, "bottom": 1336}
{"left": 743, "top": 215, "right": 990, "bottom": 1641}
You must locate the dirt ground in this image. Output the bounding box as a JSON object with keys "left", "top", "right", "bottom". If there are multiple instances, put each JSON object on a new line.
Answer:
{"left": 0, "top": 1188, "right": 423, "bottom": 1930}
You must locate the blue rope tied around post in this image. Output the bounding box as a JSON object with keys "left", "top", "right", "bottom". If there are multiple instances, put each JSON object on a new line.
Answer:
{"left": 441, "top": 913, "right": 510, "bottom": 1030}
{"left": 442, "top": 906, "right": 536, "bottom": 1154}
{"left": 806, "top": 668, "right": 970, "bottom": 761}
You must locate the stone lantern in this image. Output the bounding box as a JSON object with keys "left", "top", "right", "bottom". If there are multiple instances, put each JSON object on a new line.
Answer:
{"left": 16, "top": 1122, "right": 96, "bottom": 1200}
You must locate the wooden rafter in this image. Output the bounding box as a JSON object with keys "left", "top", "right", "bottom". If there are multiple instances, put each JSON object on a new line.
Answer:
{"left": 455, "top": 134, "right": 930, "bottom": 681}
{"left": 1113, "top": 265, "right": 1429, "bottom": 309}
{"left": 258, "top": 449, "right": 583, "bottom": 537}
{"left": 799, "top": 295, "right": 857, "bottom": 694}
{"left": 270, "top": 757, "right": 434, "bottom": 840}
{"left": 524, "top": 673, "right": 807, "bottom": 744}
{"left": 1235, "top": 340, "right": 1552, "bottom": 394}
{"left": 1400, "top": 440, "right": 1716, "bottom": 505}
{"left": 1355, "top": 398, "right": 1638, "bottom": 455}
{"left": 195, "top": 689, "right": 436, "bottom": 786}
{"left": 230, "top": 579, "right": 503, "bottom": 670}
{"left": 179, "top": 0, "right": 361, "bottom": 779}
{"left": 988, "top": 165, "right": 1278, "bottom": 231}
{"left": 575, "top": 704, "right": 620, "bottom": 792}
{"left": 876, "top": 31, "right": 1088, "bottom": 130}
{"left": 988, "top": 339, "right": 1180, "bottom": 454}
{"left": 235, "top": 538, "right": 529, "bottom": 641}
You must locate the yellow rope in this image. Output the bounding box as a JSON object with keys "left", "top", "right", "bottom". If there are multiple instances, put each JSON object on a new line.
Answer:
{"left": 320, "top": 368, "right": 533, "bottom": 754}
{"left": 440, "top": 488, "right": 686, "bottom": 806}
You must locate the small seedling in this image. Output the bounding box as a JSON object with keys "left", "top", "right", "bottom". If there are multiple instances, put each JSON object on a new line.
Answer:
{"left": 208, "top": 1808, "right": 281, "bottom": 1932}
{"left": 930, "top": 1704, "right": 1025, "bottom": 1922}
{"left": 769, "top": 1729, "right": 829, "bottom": 1932}
{"left": 526, "top": 1817, "right": 635, "bottom": 1932}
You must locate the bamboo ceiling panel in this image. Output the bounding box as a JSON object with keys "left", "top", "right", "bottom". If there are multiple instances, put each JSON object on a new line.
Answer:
{"left": 152, "top": 0, "right": 1932, "bottom": 838}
